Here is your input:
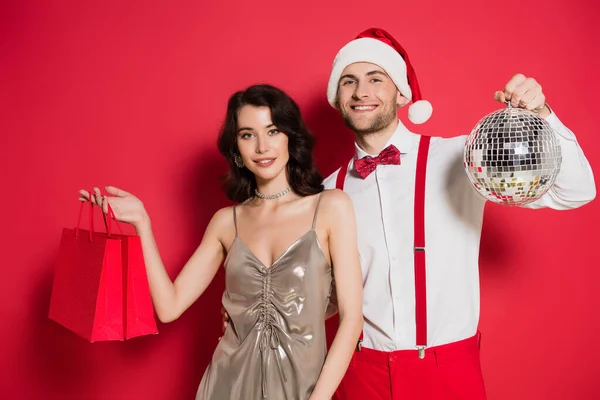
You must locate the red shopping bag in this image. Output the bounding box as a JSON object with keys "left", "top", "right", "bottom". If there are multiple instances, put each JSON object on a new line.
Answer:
{"left": 49, "top": 198, "right": 158, "bottom": 342}
{"left": 49, "top": 199, "right": 124, "bottom": 341}
{"left": 114, "top": 229, "right": 158, "bottom": 339}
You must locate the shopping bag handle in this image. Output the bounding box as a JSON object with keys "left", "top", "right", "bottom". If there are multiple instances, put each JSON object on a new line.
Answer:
{"left": 105, "top": 203, "right": 123, "bottom": 236}
{"left": 75, "top": 190, "right": 123, "bottom": 241}
{"left": 74, "top": 195, "right": 94, "bottom": 241}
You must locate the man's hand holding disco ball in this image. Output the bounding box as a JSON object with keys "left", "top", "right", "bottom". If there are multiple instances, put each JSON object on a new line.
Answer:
{"left": 465, "top": 73, "right": 561, "bottom": 206}
{"left": 493, "top": 73, "right": 551, "bottom": 118}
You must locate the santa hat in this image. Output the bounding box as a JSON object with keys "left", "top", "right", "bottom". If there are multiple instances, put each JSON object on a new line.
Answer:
{"left": 327, "top": 28, "right": 432, "bottom": 124}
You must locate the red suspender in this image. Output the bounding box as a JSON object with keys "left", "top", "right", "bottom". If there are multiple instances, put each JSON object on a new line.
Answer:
{"left": 335, "top": 160, "right": 359, "bottom": 350}
{"left": 335, "top": 161, "right": 349, "bottom": 191}
{"left": 414, "top": 135, "right": 431, "bottom": 358}
{"left": 336, "top": 135, "right": 431, "bottom": 357}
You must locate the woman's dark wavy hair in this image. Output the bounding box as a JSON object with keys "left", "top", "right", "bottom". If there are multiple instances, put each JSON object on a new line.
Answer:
{"left": 217, "top": 84, "right": 324, "bottom": 203}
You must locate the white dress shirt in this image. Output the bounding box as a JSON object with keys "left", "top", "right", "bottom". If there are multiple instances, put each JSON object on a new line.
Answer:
{"left": 324, "top": 111, "right": 596, "bottom": 351}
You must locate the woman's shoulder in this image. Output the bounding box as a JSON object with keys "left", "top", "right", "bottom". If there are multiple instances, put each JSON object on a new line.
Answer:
{"left": 208, "top": 205, "right": 236, "bottom": 230}
{"left": 317, "top": 189, "right": 354, "bottom": 216}
{"left": 213, "top": 204, "right": 235, "bottom": 217}
{"left": 319, "top": 188, "right": 351, "bottom": 203}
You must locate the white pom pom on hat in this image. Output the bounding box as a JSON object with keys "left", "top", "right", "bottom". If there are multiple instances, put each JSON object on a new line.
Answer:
{"left": 408, "top": 99, "right": 433, "bottom": 124}
{"left": 327, "top": 28, "right": 432, "bottom": 124}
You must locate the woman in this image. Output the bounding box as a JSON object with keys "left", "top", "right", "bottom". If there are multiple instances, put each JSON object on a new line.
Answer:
{"left": 81, "top": 84, "right": 363, "bottom": 400}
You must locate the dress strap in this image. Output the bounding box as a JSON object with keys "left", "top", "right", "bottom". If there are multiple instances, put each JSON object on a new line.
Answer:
{"left": 233, "top": 206, "right": 238, "bottom": 236}
{"left": 311, "top": 193, "right": 323, "bottom": 230}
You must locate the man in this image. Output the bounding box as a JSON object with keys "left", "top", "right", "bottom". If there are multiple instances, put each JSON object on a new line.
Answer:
{"left": 322, "top": 28, "right": 595, "bottom": 399}
{"left": 221, "top": 27, "right": 595, "bottom": 398}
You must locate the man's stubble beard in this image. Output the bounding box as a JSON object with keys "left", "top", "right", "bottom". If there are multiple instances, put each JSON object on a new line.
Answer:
{"left": 341, "top": 102, "right": 397, "bottom": 137}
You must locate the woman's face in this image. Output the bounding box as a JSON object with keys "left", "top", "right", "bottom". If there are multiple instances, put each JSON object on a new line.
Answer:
{"left": 236, "top": 105, "right": 289, "bottom": 183}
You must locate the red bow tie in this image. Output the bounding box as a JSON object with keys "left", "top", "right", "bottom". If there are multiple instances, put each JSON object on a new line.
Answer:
{"left": 354, "top": 144, "right": 401, "bottom": 179}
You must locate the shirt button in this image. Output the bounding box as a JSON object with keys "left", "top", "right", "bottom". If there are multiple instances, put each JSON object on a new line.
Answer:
{"left": 392, "top": 256, "right": 396, "bottom": 261}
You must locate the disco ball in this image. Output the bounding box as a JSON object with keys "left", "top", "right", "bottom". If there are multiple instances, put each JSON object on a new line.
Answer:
{"left": 464, "top": 104, "right": 562, "bottom": 206}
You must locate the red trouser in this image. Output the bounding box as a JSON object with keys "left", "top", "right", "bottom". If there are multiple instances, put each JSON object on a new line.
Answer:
{"left": 334, "top": 334, "right": 487, "bottom": 400}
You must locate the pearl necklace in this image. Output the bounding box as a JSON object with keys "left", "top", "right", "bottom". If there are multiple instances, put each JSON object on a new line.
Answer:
{"left": 255, "top": 187, "right": 291, "bottom": 199}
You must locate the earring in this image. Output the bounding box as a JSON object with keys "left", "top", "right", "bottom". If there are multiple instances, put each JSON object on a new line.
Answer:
{"left": 234, "top": 153, "right": 245, "bottom": 168}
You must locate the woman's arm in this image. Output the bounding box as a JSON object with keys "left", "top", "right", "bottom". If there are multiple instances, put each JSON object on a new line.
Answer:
{"left": 309, "top": 189, "right": 363, "bottom": 400}
{"left": 82, "top": 186, "right": 231, "bottom": 323}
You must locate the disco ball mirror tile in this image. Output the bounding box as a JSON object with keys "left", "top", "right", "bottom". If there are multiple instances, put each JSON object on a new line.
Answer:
{"left": 464, "top": 106, "right": 562, "bottom": 206}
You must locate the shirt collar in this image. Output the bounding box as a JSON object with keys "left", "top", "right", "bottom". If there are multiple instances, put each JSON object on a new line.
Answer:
{"left": 354, "top": 119, "right": 419, "bottom": 160}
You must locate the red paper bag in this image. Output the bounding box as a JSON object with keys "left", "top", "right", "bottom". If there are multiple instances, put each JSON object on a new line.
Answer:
{"left": 49, "top": 199, "right": 158, "bottom": 341}
{"left": 49, "top": 201, "right": 124, "bottom": 342}
{"left": 114, "top": 232, "right": 158, "bottom": 339}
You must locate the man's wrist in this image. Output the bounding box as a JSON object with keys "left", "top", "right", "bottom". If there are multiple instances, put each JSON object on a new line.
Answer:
{"left": 537, "top": 103, "right": 552, "bottom": 118}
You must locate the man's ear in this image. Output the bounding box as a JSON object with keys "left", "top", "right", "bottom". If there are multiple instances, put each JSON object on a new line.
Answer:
{"left": 396, "top": 91, "right": 409, "bottom": 108}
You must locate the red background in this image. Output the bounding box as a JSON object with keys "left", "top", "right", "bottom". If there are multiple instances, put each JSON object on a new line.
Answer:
{"left": 1, "top": 1, "right": 599, "bottom": 399}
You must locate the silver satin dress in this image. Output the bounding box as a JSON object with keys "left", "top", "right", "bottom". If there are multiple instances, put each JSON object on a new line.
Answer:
{"left": 196, "top": 195, "right": 332, "bottom": 400}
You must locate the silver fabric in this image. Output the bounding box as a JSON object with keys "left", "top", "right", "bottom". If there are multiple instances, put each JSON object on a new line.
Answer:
{"left": 196, "top": 197, "right": 332, "bottom": 400}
